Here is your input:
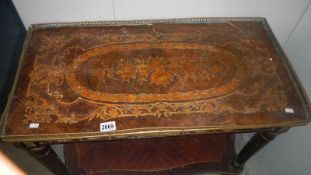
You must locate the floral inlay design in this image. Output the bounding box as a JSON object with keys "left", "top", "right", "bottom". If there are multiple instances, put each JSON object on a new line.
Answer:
{"left": 22, "top": 28, "right": 288, "bottom": 124}
{"left": 112, "top": 56, "right": 223, "bottom": 86}
{"left": 84, "top": 55, "right": 225, "bottom": 89}
{"left": 64, "top": 42, "right": 245, "bottom": 102}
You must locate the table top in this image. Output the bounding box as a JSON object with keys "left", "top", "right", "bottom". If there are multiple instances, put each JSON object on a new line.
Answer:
{"left": 1, "top": 17, "right": 310, "bottom": 142}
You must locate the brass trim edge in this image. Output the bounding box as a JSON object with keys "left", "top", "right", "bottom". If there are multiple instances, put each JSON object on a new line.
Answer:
{"left": 29, "top": 17, "right": 266, "bottom": 29}
{"left": 261, "top": 18, "right": 311, "bottom": 119}
{"left": 1, "top": 120, "right": 309, "bottom": 143}
{"left": 0, "top": 27, "right": 35, "bottom": 138}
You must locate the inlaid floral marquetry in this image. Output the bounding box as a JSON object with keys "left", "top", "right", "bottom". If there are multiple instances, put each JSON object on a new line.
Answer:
{"left": 23, "top": 24, "right": 288, "bottom": 124}
{"left": 1, "top": 18, "right": 310, "bottom": 141}
{"left": 65, "top": 42, "right": 245, "bottom": 102}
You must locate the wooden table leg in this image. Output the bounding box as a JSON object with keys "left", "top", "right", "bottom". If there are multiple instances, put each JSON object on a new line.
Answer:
{"left": 23, "top": 142, "right": 69, "bottom": 175}
{"left": 231, "top": 127, "right": 289, "bottom": 169}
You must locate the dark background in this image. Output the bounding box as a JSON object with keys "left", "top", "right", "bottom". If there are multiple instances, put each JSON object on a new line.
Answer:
{"left": 0, "top": 0, "right": 26, "bottom": 114}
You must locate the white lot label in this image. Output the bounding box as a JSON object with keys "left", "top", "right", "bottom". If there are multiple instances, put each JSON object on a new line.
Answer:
{"left": 285, "top": 107, "right": 294, "bottom": 113}
{"left": 29, "top": 123, "right": 39, "bottom": 128}
{"left": 100, "top": 121, "right": 116, "bottom": 132}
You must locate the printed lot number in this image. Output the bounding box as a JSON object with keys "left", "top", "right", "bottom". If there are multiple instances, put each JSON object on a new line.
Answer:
{"left": 100, "top": 121, "right": 116, "bottom": 132}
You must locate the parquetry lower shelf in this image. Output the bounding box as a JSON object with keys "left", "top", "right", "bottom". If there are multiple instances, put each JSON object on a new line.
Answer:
{"left": 64, "top": 134, "right": 238, "bottom": 175}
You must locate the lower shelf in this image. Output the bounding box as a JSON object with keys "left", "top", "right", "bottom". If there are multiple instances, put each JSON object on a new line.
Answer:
{"left": 64, "top": 134, "right": 241, "bottom": 175}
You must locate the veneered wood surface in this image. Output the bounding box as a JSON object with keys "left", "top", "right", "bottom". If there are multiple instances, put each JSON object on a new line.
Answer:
{"left": 64, "top": 134, "right": 239, "bottom": 175}
{"left": 0, "top": 18, "right": 310, "bottom": 142}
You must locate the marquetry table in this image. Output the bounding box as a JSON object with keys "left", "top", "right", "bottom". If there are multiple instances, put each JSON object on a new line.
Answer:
{"left": 0, "top": 18, "right": 310, "bottom": 175}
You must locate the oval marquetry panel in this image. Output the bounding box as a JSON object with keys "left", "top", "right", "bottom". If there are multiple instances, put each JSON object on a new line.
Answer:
{"left": 65, "top": 42, "right": 246, "bottom": 102}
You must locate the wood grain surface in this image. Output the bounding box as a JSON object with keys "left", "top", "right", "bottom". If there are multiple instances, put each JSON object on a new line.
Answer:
{"left": 0, "top": 18, "right": 310, "bottom": 142}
